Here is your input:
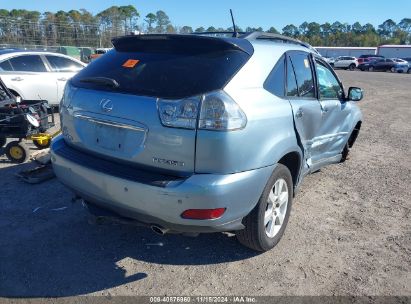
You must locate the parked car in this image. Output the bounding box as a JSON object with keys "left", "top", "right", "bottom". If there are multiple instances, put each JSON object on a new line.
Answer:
{"left": 51, "top": 33, "right": 363, "bottom": 252}
{"left": 390, "top": 61, "right": 411, "bottom": 73}
{"left": 359, "top": 58, "right": 397, "bottom": 72}
{"left": 357, "top": 54, "right": 385, "bottom": 65}
{"left": 333, "top": 56, "right": 358, "bottom": 70}
{"left": 0, "top": 50, "right": 86, "bottom": 106}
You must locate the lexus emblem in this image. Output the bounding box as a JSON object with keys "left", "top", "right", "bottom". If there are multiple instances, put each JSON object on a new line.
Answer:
{"left": 100, "top": 99, "right": 113, "bottom": 112}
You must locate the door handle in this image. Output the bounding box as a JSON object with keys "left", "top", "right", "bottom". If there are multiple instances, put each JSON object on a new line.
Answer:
{"left": 11, "top": 77, "right": 23, "bottom": 81}
{"left": 295, "top": 109, "right": 304, "bottom": 118}
{"left": 57, "top": 78, "right": 67, "bottom": 81}
{"left": 320, "top": 103, "right": 329, "bottom": 113}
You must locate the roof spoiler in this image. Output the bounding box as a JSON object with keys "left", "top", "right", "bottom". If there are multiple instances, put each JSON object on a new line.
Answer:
{"left": 111, "top": 34, "right": 254, "bottom": 56}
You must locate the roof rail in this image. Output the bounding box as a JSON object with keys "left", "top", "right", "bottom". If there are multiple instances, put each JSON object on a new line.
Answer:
{"left": 242, "top": 32, "right": 319, "bottom": 54}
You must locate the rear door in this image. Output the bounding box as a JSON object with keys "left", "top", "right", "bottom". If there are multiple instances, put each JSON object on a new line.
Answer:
{"left": 334, "top": 57, "right": 343, "bottom": 68}
{"left": 0, "top": 55, "right": 57, "bottom": 103}
{"left": 44, "top": 55, "right": 84, "bottom": 104}
{"left": 286, "top": 51, "right": 323, "bottom": 170}
{"left": 374, "top": 59, "right": 386, "bottom": 70}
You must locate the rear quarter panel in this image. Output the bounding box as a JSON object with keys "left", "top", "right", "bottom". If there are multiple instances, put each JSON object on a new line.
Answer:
{"left": 195, "top": 43, "right": 303, "bottom": 174}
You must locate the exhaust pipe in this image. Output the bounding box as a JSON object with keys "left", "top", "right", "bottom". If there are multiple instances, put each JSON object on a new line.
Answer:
{"left": 151, "top": 225, "right": 169, "bottom": 236}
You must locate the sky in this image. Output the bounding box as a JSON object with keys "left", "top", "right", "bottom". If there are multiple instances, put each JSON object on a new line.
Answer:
{"left": 1, "top": 0, "right": 410, "bottom": 30}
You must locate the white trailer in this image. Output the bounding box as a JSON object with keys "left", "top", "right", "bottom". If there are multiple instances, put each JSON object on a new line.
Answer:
{"left": 315, "top": 47, "right": 377, "bottom": 58}
{"left": 377, "top": 45, "right": 411, "bottom": 58}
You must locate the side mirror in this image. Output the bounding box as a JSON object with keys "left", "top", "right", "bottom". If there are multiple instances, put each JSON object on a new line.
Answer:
{"left": 348, "top": 87, "right": 363, "bottom": 102}
{"left": 15, "top": 96, "right": 22, "bottom": 103}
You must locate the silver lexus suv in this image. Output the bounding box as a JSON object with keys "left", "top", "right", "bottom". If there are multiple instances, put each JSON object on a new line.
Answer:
{"left": 51, "top": 33, "right": 363, "bottom": 251}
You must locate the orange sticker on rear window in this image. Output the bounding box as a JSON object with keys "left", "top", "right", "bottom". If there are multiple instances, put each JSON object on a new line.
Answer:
{"left": 122, "top": 59, "right": 139, "bottom": 68}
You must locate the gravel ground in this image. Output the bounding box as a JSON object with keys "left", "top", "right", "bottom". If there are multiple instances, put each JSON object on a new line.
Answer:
{"left": 0, "top": 70, "right": 410, "bottom": 297}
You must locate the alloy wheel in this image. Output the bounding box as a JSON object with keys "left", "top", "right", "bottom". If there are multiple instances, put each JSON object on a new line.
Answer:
{"left": 264, "top": 178, "right": 289, "bottom": 238}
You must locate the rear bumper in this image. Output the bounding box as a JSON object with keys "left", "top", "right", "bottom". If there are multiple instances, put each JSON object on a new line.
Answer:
{"left": 51, "top": 136, "right": 274, "bottom": 233}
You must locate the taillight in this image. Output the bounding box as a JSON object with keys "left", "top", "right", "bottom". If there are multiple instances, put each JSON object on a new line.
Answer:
{"left": 157, "top": 96, "right": 200, "bottom": 129}
{"left": 181, "top": 208, "right": 226, "bottom": 220}
{"left": 157, "top": 90, "right": 247, "bottom": 131}
{"left": 198, "top": 91, "right": 247, "bottom": 131}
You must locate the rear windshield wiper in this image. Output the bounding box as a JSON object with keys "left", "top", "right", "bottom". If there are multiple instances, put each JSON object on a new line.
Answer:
{"left": 79, "top": 77, "right": 120, "bottom": 88}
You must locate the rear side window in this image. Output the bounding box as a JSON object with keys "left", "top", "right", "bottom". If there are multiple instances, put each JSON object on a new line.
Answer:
{"left": 264, "top": 54, "right": 285, "bottom": 97}
{"left": 8, "top": 55, "right": 47, "bottom": 72}
{"left": 72, "top": 49, "right": 250, "bottom": 99}
{"left": 288, "top": 52, "right": 315, "bottom": 98}
{"left": 0, "top": 60, "right": 13, "bottom": 71}
{"left": 286, "top": 55, "right": 298, "bottom": 97}
{"left": 46, "top": 55, "right": 83, "bottom": 72}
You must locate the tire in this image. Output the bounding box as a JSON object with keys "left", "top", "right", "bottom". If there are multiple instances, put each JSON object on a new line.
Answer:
{"left": 5, "top": 141, "right": 30, "bottom": 163}
{"left": 340, "top": 142, "right": 350, "bottom": 163}
{"left": 236, "top": 164, "right": 293, "bottom": 252}
{"left": 0, "top": 136, "right": 6, "bottom": 148}
{"left": 408, "top": 68, "right": 411, "bottom": 74}
{"left": 369, "top": 66, "right": 374, "bottom": 72}
{"left": 349, "top": 64, "right": 355, "bottom": 71}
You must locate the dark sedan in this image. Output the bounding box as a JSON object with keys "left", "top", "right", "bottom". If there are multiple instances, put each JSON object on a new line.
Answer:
{"left": 358, "top": 58, "right": 397, "bottom": 72}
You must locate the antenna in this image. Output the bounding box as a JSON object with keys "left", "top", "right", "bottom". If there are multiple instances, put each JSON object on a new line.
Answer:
{"left": 230, "top": 9, "right": 238, "bottom": 38}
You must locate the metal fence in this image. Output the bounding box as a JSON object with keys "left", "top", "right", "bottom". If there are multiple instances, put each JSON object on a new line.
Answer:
{"left": 0, "top": 17, "right": 102, "bottom": 48}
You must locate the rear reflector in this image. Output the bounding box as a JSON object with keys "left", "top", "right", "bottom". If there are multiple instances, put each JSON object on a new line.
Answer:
{"left": 181, "top": 208, "right": 226, "bottom": 220}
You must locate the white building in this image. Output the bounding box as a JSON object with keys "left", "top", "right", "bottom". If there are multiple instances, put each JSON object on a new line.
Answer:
{"left": 315, "top": 47, "right": 377, "bottom": 58}
{"left": 377, "top": 45, "right": 411, "bottom": 58}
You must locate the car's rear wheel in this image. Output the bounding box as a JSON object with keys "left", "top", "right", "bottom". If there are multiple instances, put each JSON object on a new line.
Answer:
{"left": 349, "top": 64, "right": 356, "bottom": 71}
{"left": 236, "top": 164, "right": 293, "bottom": 252}
{"left": 408, "top": 68, "right": 411, "bottom": 74}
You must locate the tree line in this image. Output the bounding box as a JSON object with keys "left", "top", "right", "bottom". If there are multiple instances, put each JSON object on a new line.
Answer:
{"left": 0, "top": 6, "right": 410, "bottom": 48}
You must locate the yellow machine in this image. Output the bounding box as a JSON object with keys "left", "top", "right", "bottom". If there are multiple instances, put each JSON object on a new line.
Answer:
{"left": 29, "top": 130, "right": 61, "bottom": 149}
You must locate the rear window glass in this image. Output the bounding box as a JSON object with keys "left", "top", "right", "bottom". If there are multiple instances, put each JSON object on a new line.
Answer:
{"left": 0, "top": 60, "right": 13, "bottom": 71}
{"left": 286, "top": 55, "right": 298, "bottom": 97}
{"left": 264, "top": 54, "right": 285, "bottom": 97}
{"left": 72, "top": 49, "right": 250, "bottom": 99}
{"left": 289, "top": 52, "right": 315, "bottom": 98}
{"left": 8, "top": 55, "right": 47, "bottom": 72}
{"left": 46, "top": 55, "right": 84, "bottom": 72}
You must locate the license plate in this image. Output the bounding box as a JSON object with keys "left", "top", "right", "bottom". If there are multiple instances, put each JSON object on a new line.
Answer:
{"left": 95, "top": 124, "right": 126, "bottom": 151}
